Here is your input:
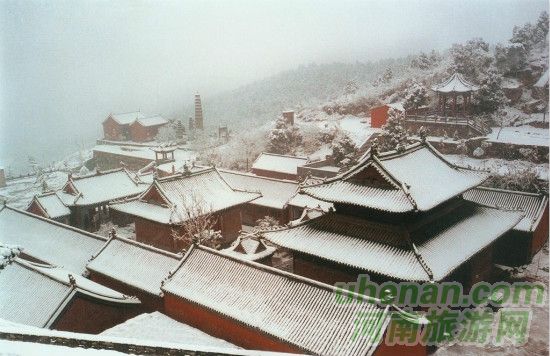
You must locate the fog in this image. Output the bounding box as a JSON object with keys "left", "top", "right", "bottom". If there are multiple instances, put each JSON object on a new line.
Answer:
{"left": 0, "top": 0, "right": 547, "bottom": 174}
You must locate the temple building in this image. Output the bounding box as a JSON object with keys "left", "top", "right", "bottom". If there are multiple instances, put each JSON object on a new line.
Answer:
{"left": 262, "top": 142, "right": 523, "bottom": 289}
{"left": 109, "top": 168, "right": 260, "bottom": 252}
{"left": 26, "top": 191, "right": 71, "bottom": 224}
{"left": 102, "top": 112, "right": 169, "bottom": 142}
{"left": 251, "top": 152, "right": 309, "bottom": 181}
{"left": 0, "top": 258, "right": 140, "bottom": 334}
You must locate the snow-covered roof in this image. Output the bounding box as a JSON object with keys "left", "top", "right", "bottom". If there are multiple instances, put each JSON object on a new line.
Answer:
{"left": 463, "top": 187, "right": 547, "bottom": 232}
{"left": 101, "top": 312, "right": 239, "bottom": 349}
{"left": 251, "top": 153, "right": 309, "bottom": 176}
{"left": 0, "top": 258, "right": 138, "bottom": 328}
{"left": 93, "top": 144, "right": 197, "bottom": 163}
{"left": 219, "top": 169, "right": 298, "bottom": 209}
{"left": 162, "top": 245, "right": 391, "bottom": 356}
{"left": 58, "top": 168, "right": 148, "bottom": 206}
{"left": 386, "top": 102, "right": 405, "bottom": 111}
{"left": 29, "top": 192, "right": 71, "bottom": 219}
{"left": 485, "top": 126, "right": 549, "bottom": 147}
{"left": 302, "top": 143, "right": 488, "bottom": 212}
{"left": 107, "top": 112, "right": 147, "bottom": 125}
{"left": 286, "top": 191, "right": 334, "bottom": 212}
{"left": 534, "top": 69, "right": 549, "bottom": 88}
{"left": 0, "top": 206, "right": 107, "bottom": 274}
{"left": 134, "top": 116, "right": 169, "bottom": 127}
{"left": 86, "top": 236, "right": 182, "bottom": 296}
{"left": 110, "top": 169, "right": 260, "bottom": 224}
{"left": 221, "top": 235, "right": 276, "bottom": 262}
{"left": 263, "top": 203, "right": 523, "bottom": 282}
{"left": 432, "top": 73, "right": 479, "bottom": 93}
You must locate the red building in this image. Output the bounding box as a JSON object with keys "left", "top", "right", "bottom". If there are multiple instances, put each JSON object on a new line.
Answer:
{"left": 0, "top": 206, "right": 107, "bottom": 274}
{"left": 129, "top": 116, "right": 169, "bottom": 142}
{"left": 219, "top": 169, "right": 299, "bottom": 226}
{"left": 251, "top": 152, "right": 308, "bottom": 181}
{"left": 463, "top": 187, "right": 549, "bottom": 266}
{"left": 0, "top": 258, "right": 140, "bottom": 334}
{"left": 109, "top": 168, "right": 260, "bottom": 252}
{"left": 162, "top": 245, "right": 426, "bottom": 356}
{"left": 102, "top": 112, "right": 146, "bottom": 141}
{"left": 263, "top": 142, "right": 523, "bottom": 290}
{"left": 56, "top": 168, "right": 149, "bottom": 231}
{"left": 86, "top": 235, "right": 182, "bottom": 313}
{"left": 369, "top": 102, "right": 404, "bottom": 128}
{"left": 26, "top": 191, "right": 71, "bottom": 224}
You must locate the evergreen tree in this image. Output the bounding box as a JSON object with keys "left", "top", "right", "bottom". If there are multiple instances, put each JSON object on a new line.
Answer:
{"left": 450, "top": 38, "right": 493, "bottom": 81}
{"left": 495, "top": 43, "right": 527, "bottom": 75}
{"left": 473, "top": 66, "right": 508, "bottom": 114}
{"left": 403, "top": 82, "right": 429, "bottom": 110}
{"left": 331, "top": 133, "right": 358, "bottom": 169}
{"left": 380, "top": 108, "right": 410, "bottom": 153}
{"left": 267, "top": 117, "right": 303, "bottom": 155}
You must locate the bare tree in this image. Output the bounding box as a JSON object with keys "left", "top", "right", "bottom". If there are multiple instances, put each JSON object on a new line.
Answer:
{"left": 171, "top": 192, "right": 223, "bottom": 251}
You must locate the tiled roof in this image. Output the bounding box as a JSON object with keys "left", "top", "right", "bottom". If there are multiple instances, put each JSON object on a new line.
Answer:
{"left": 463, "top": 187, "right": 548, "bottom": 232}
{"left": 86, "top": 236, "right": 182, "bottom": 296}
{"left": 252, "top": 153, "right": 308, "bottom": 175}
{"left": 58, "top": 168, "right": 148, "bottom": 206}
{"left": 302, "top": 143, "right": 488, "bottom": 212}
{"left": 30, "top": 192, "right": 70, "bottom": 218}
{"left": 0, "top": 206, "right": 107, "bottom": 274}
{"left": 0, "top": 259, "right": 138, "bottom": 328}
{"left": 286, "top": 192, "right": 334, "bottom": 212}
{"left": 264, "top": 202, "right": 523, "bottom": 282}
{"left": 135, "top": 116, "right": 169, "bottom": 127}
{"left": 431, "top": 73, "right": 479, "bottom": 93}
{"left": 101, "top": 312, "right": 239, "bottom": 349}
{"left": 219, "top": 169, "right": 298, "bottom": 209}
{"left": 162, "top": 245, "right": 391, "bottom": 356}
{"left": 108, "top": 112, "right": 146, "bottom": 125}
{"left": 111, "top": 169, "right": 260, "bottom": 224}
{"left": 221, "top": 235, "right": 276, "bottom": 261}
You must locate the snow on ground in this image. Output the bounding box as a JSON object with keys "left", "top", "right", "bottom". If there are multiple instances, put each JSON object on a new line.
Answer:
{"left": 444, "top": 154, "right": 549, "bottom": 181}
{"left": 486, "top": 126, "right": 549, "bottom": 147}
{"left": 337, "top": 116, "right": 380, "bottom": 147}
{"left": 93, "top": 144, "right": 197, "bottom": 163}
{"left": 0, "top": 171, "right": 68, "bottom": 209}
{"left": 97, "top": 222, "right": 136, "bottom": 240}
{"left": 435, "top": 244, "right": 549, "bottom": 356}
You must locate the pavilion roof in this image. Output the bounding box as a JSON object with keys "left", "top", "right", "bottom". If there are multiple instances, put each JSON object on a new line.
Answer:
{"left": 29, "top": 192, "right": 70, "bottom": 219}
{"left": 162, "top": 245, "right": 393, "bottom": 356}
{"left": 301, "top": 143, "right": 488, "bottom": 213}
{"left": 431, "top": 73, "right": 479, "bottom": 93}
{"left": 220, "top": 235, "right": 276, "bottom": 262}
{"left": 263, "top": 202, "right": 523, "bottom": 282}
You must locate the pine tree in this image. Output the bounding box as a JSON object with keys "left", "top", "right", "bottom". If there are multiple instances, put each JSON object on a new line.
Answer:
{"left": 267, "top": 117, "right": 303, "bottom": 155}
{"left": 450, "top": 38, "right": 493, "bottom": 81}
{"left": 403, "top": 82, "right": 429, "bottom": 110}
{"left": 380, "top": 108, "right": 410, "bottom": 153}
{"left": 331, "top": 133, "right": 358, "bottom": 169}
{"left": 473, "top": 66, "right": 508, "bottom": 114}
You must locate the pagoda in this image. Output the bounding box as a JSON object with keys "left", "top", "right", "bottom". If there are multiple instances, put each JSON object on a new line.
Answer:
{"left": 431, "top": 72, "right": 479, "bottom": 117}
{"left": 262, "top": 142, "right": 523, "bottom": 289}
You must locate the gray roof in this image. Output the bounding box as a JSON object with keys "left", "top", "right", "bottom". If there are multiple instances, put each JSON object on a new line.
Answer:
{"left": 263, "top": 202, "right": 523, "bottom": 282}
{"left": 219, "top": 169, "right": 298, "bottom": 209}
{"left": 432, "top": 73, "right": 479, "bottom": 93}
{"left": 110, "top": 168, "right": 260, "bottom": 224}
{"left": 0, "top": 206, "right": 107, "bottom": 274}
{"left": 58, "top": 168, "right": 148, "bottom": 207}
{"left": 463, "top": 187, "right": 548, "bottom": 232}
{"left": 162, "top": 245, "right": 391, "bottom": 356}
{"left": 221, "top": 235, "right": 276, "bottom": 262}
{"left": 0, "top": 259, "right": 138, "bottom": 328}
{"left": 302, "top": 143, "right": 488, "bottom": 212}
{"left": 251, "top": 153, "right": 308, "bottom": 176}
{"left": 29, "top": 192, "right": 70, "bottom": 219}
{"left": 87, "top": 236, "right": 182, "bottom": 296}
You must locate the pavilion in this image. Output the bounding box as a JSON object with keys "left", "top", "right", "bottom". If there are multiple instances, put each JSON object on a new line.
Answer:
{"left": 431, "top": 72, "right": 479, "bottom": 117}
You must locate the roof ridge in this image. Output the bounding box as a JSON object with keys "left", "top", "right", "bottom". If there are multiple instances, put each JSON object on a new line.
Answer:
{"left": 218, "top": 168, "right": 299, "bottom": 185}
{"left": 256, "top": 152, "right": 309, "bottom": 160}
{"left": 473, "top": 186, "right": 545, "bottom": 198}
{"left": 71, "top": 167, "right": 124, "bottom": 181}
{"left": 156, "top": 167, "right": 216, "bottom": 182}
{"left": 109, "top": 235, "right": 183, "bottom": 259}
{"left": 406, "top": 240, "right": 434, "bottom": 281}
{"left": 3, "top": 206, "right": 107, "bottom": 242}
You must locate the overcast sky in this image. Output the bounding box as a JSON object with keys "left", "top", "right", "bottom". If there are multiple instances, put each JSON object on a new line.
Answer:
{"left": 0, "top": 0, "right": 548, "bottom": 172}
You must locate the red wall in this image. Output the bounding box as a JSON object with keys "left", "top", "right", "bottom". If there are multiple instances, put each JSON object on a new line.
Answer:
{"left": 293, "top": 252, "right": 361, "bottom": 285}
{"left": 531, "top": 203, "right": 549, "bottom": 257}
{"left": 164, "top": 294, "right": 304, "bottom": 353}
{"left": 89, "top": 272, "right": 164, "bottom": 313}
{"left": 129, "top": 123, "right": 162, "bottom": 142}
{"left": 53, "top": 293, "right": 139, "bottom": 334}
{"left": 27, "top": 200, "right": 47, "bottom": 218}
{"left": 370, "top": 105, "right": 390, "bottom": 128}
{"left": 103, "top": 117, "right": 129, "bottom": 141}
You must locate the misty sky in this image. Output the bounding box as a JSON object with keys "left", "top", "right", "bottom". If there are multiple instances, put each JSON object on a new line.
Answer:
{"left": 0, "top": 0, "right": 548, "bottom": 173}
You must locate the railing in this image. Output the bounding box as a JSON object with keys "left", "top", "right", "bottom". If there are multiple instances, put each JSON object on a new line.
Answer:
{"left": 405, "top": 113, "right": 489, "bottom": 135}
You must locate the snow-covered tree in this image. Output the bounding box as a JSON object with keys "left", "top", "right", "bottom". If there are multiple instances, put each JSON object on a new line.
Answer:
{"left": 495, "top": 43, "right": 527, "bottom": 75}
{"left": 473, "top": 66, "right": 508, "bottom": 114}
{"left": 410, "top": 51, "right": 441, "bottom": 70}
{"left": 379, "top": 108, "right": 410, "bottom": 153}
{"left": 255, "top": 216, "right": 280, "bottom": 231}
{"left": 343, "top": 80, "right": 359, "bottom": 95}
{"left": 403, "top": 82, "right": 429, "bottom": 110}
{"left": 155, "top": 122, "right": 180, "bottom": 142}
{"left": 382, "top": 67, "right": 393, "bottom": 83}
{"left": 331, "top": 133, "right": 358, "bottom": 169}
{"left": 0, "top": 245, "right": 22, "bottom": 269}
{"left": 450, "top": 38, "right": 493, "bottom": 81}
{"left": 267, "top": 117, "right": 303, "bottom": 155}
{"left": 510, "top": 11, "right": 549, "bottom": 51}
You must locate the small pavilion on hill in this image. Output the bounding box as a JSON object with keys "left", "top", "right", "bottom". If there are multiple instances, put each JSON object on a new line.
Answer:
{"left": 431, "top": 73, "right": 479, "bottom": 117}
